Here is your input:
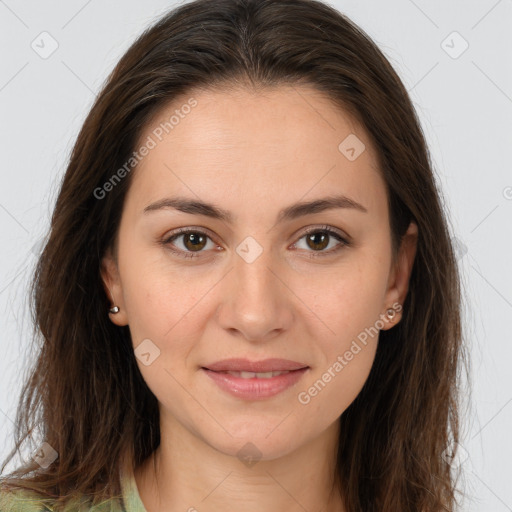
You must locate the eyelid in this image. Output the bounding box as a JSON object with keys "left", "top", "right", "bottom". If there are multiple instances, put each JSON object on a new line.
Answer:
{"left": 295, "top": 224, "right": 350, "bottom": 243}
{"left": 162, "top": 225, "right": 220, "bottom": 244}
{"left": 163, "top": 224, "right": 350, "bottom": 243}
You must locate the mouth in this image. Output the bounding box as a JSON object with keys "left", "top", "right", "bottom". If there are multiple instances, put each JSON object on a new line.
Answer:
{"left": 201, "top": 364, "right": 310, "bottom": 400}
{"left": 202, "top": 357, "right": 309, "bottom": 373}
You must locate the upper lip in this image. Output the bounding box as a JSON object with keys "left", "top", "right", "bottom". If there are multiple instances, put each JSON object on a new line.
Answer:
{"left": 203, "top": 358, "right": 309, "bottom": 373}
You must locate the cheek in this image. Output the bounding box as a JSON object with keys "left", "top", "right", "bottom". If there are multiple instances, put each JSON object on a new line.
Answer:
{"left": 305, "top": 253, "right": 388, "bottom": 347}
{"left": 121, "top": 263, "right": 210, "bottom": 411}
{"left": 118, "top": 242, "right": 209, "bottom": 340}
{"left": 297, "top": 269, "right": 383, "bottom": 420}
{"left": 119, "top": 257, "right": 222, "bottom": 405}
{"left": 296, "top": 340, "right": 377, "bottom": 433}
{"left": 294, "top": 254, "right": 385, "bottom": 415}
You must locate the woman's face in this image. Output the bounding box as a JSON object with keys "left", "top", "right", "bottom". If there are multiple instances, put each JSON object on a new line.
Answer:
{"left": 102, "top": 84, "right": 417, "bottom": 461}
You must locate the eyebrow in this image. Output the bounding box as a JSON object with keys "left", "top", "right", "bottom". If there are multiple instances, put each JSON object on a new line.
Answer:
{"left": 143, "top": 194, "right": 368, "bottom": 223}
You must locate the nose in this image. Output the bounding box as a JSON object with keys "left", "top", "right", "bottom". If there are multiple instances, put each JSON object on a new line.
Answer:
{"left": 215, "top": 242, "right": 294, "bottom": 343}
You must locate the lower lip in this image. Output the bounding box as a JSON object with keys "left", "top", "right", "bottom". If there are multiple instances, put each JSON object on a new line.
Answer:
{"left": 202, "top": 368, "right": 309, "bottom": 400}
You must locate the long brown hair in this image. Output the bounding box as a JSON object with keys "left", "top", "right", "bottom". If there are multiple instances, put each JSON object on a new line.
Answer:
{"left": 0, "top": 0, "right": 469, "bottom": 510}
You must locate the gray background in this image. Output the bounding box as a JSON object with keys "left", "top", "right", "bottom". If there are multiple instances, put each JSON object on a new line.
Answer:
{"left": 0, "top": 1, "right": 511, "bottom": 510}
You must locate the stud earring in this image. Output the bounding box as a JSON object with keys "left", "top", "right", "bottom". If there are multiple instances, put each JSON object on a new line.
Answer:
{"left": 386, "top": 307, "right": 397, "bottom": 320}
{"left": 106, "top": 283, "right": 119, "bottom": 314}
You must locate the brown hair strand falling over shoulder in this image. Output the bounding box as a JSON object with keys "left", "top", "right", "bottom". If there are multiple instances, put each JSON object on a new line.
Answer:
{"left": 1, "top": 1, "right": 469, "bottom": 510}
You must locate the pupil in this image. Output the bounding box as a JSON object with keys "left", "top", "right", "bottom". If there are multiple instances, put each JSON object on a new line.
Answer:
{"left": 308, "top": 232, "right": 328, "bottom": 250}
{"left": 186, "top": 233, "right": 205, "bottom": 251}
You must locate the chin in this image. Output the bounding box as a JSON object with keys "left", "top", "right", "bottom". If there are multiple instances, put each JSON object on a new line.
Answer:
{"left": 201, "top": 423, "right": 304, "bottom": 463}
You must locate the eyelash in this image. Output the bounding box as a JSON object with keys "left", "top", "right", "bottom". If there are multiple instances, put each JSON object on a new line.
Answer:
{"left": 161, "top": 225, "right": 350, "bottom": 260}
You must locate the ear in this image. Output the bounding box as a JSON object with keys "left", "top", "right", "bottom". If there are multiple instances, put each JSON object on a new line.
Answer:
{"left": 380, "top": 221, "right": 418, "bottom": 330}
{"left": 100, "top": 247, "right": 129, "bottom": 326}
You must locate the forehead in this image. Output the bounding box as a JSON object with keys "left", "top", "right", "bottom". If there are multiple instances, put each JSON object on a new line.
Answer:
{"left": 127, "top": 84, "right": 385, "bottom": 218}
{"left": 141, "top": 84, "right": 369, "bottom": 156}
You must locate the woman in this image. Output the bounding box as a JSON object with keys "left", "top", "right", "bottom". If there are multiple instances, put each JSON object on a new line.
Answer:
{"left": 0, "top": 0, "right": 467, "bottom": 510}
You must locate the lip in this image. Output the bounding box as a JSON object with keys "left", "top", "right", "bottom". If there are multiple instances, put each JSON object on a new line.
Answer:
{"left": 203, "top": 358, "right": 308, "bottom": 373}
{"left": 202, "top": 367, "right": 309, "bottom": 400}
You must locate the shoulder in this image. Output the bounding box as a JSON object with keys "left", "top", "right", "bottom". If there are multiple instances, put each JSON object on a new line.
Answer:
{"left": 0, "top": 487, "right": 54, "bottom": 511}
{"left": 0, "top": 487, "right": 124, "bottom": 511}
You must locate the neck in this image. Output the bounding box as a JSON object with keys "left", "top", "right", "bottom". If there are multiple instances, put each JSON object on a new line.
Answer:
{"left": 134, "top": 415, "right": 344, "bottom": 512}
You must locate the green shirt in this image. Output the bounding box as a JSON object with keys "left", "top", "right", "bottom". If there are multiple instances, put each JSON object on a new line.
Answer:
{"left": 0, "top": 464, "right": 147, "bottom": 511}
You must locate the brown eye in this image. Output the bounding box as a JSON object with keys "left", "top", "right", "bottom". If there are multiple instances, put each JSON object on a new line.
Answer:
{"left": 162, "top": 228, "right": 216, "bottom": 259}
{"left": 305, "top": 232, "right": 330, "bottom": 251}
{"left": 294, "top": 226, "right": 350, "bottom": 258}
{"left": 182, "top": 232, "right": 208, "bottom": 251}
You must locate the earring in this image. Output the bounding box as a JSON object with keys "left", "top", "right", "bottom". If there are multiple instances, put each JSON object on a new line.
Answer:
{"left": 386, "top": 307, "right": 397, "bottom": 320}
{"left": 106, "top": 283, "right": 119, "bottom": 314}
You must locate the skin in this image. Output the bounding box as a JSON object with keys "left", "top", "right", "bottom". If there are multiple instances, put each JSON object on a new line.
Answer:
{"left": 101, "top": 84, "right": 418, "bottom": 512}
